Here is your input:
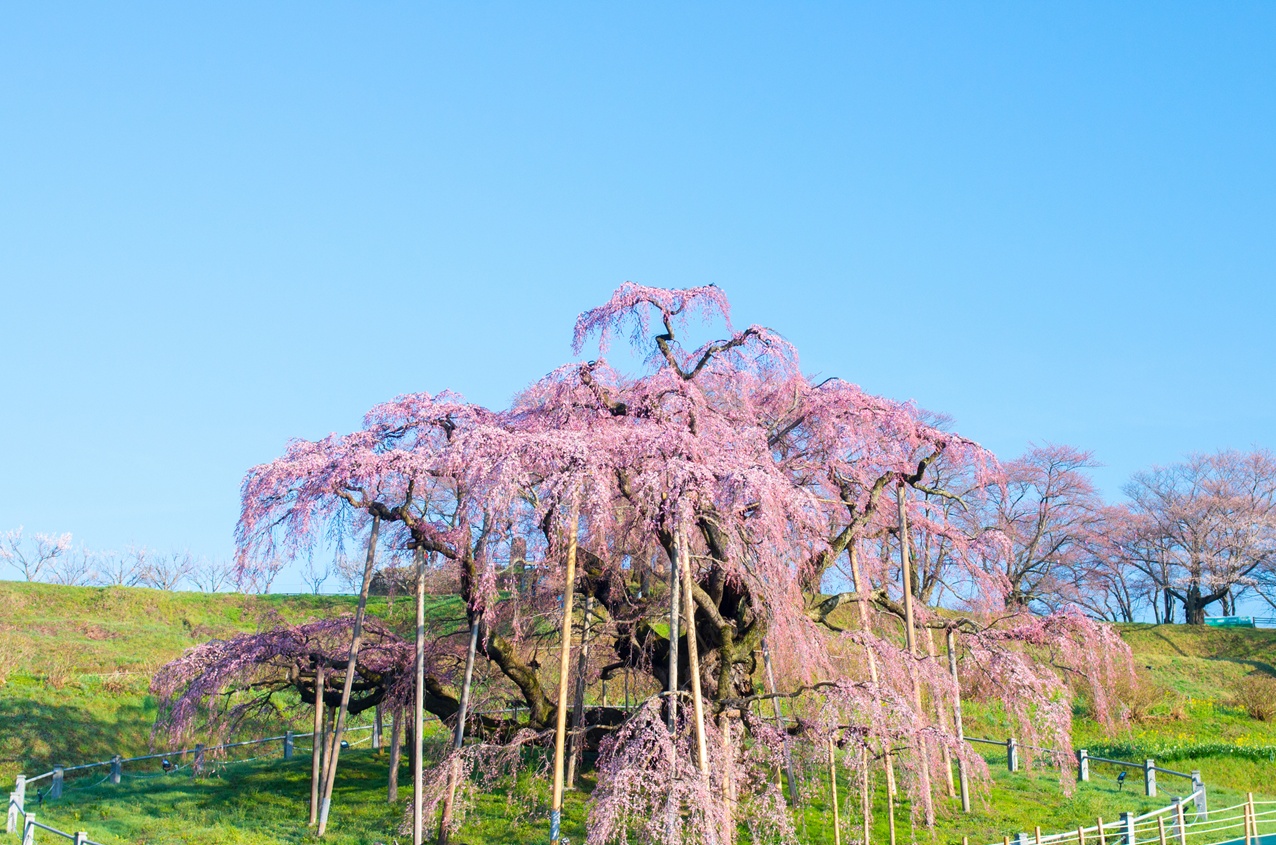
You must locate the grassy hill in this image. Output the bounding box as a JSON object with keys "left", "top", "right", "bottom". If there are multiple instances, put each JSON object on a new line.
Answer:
{"left": 2, "top": 581, "right": 1274, "bottom": 844}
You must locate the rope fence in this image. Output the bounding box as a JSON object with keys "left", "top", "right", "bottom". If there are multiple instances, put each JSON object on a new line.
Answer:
{"left": 984, "top": 792, "right": 1276, "bottom": 845}
{"left": 5, "top": 724, "right": 378, "bottom": 843}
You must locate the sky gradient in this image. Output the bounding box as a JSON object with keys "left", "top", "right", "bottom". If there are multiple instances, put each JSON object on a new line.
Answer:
{"left": 2, "top": 3, "right": 1273, "bottom": 589}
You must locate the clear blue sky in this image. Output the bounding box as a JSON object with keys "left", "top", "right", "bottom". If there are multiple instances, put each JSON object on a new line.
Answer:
{"left": 2, "top": 3, "right": 1273, "bottom": 587}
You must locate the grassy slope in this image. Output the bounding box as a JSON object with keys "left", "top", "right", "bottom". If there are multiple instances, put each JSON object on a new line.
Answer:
{"left": 2, "top": 583, "right": 1275, "bottom": 844}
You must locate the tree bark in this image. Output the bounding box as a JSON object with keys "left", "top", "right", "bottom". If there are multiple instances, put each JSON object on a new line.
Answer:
{"left": 550, "top": 506, "right": 580, "bottom": 845}
{"left": 317, "top": 514, "right": 381, "bottom": 837}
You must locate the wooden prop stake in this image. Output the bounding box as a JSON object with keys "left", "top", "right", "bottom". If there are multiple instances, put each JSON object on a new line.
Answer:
{"left": 550, "top": 505, "right": 580, "bottom": 845}
{"left": 679, "top": 531, "right": 709, "bottom": 777}
{"left": 317, "top": 515, "right": 381, "bottom": 836}
{"left": 309, "top": 662, "right": 325, "bottom": 825}
{"left": 412, "top": 547, "right": 427, "bottom": 845}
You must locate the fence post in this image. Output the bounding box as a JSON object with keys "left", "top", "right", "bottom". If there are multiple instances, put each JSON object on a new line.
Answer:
{"left": 193, "top": 743, "right": 205, "bottom": 777}
{"left": 1017, "top": 833, "right": 1030, "bottom": 845}
{"left": 1007, "top": 737, "right": 1019, "bottom": 773}
{"left": 284, "top": 731, "right": 295, "bottom": 761}
{"left": 1121, "top": 811, "right": 1136, "bottom": 845}
{"left": 1176, "top": 800, "right": 1187, "bottom": 845}
{"left": 22, "top": 812, "right": 35, "bottom": 845}
{"left": 373, "top": 705, "right": 383, "bottom": 752}
{"left": 7, "top": 775, "right": 24, "bottom": 833}
{"left": 1191, "top": 770, "right": 1207, "bottom": 820}
{"left": 74, "top": 833, "right": 88, "bottom": 845}
{"left": 51, "top": 766, "right": 63, "bottom": 800}
{"left": 110, "top": 755, "right": 121, "bottom": 784}
{"left": 1144, "top": 759, "right": 1156, "bottom": 797}
{"left": 1077, "top": 749, "right": 1089, "bottom": 782}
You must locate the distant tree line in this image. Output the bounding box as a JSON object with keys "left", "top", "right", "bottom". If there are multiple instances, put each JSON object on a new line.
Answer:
{"left": 0, "top": 528, "right": 279, "bottom": 593}
{"left": 4, "top": 447, "right": 1272, "bottom": 621}
{"left": 895, "top": 445, "right": 1276, "bottom": 624}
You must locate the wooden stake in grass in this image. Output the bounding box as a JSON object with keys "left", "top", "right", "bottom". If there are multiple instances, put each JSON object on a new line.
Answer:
{"left": 1158, "top": 816, "right": 1167, "bottom": 845}
{"left": 828, "top": 736, "right": 842, "bottom": 845}
{"left": 317, "top": 513, "right": 381, "bottom": 837}
{"left": 1176, "top": 803, "right": 1186, "bottom": 845}
{"left": 861, "top": 747, "right": 872, "bottom": 845}
{"left": 1097, "top": 817, "right": 1106, "bottom": 845}
{"left": 679, "top": 531, "right": 709, "bottom": 777}
{"left": 668, "top": 532, "right": 681, "bottom": 734}
{"left": 763, "top": 639, "right": 798, "bottom": 805}
{"left": 946, "top": 629, "right": 971, "bottom": 813}
{"left": 720, "top": 711, "right": 738, "bottom": 845}
{"left": 550, "top": 505, "right": 580, "bottom": 845}
{"left": 850, "top": 543, "right": 896, "bottom": 798}
{"left": 567, "top": 593, "right": 595, "bottom": 787}
{"left": 387, "top": 704, "right": 403, "bottom": 803}
{"left": 1035, "top": 825, "right": 1042, "bottom": 845}
{"left": 897, "top": 483, "right": 935, "bottom": 828}
{"left": 412, "top": 547, "right": 426, "bottom": 845}
{"left": 438, "top": 616, "right": 480, "bottom": 845}
{"left": 309, "top": 661, "right": 325, "bottom": 825}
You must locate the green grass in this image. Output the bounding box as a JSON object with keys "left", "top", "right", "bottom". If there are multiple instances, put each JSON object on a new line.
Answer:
{"left": 2, "top": 583, "right": 1275, "bottom": 844}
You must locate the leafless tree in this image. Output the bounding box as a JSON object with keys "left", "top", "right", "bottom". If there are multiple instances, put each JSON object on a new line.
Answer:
{"left": 48, "top": 546, "right": 97, "bottom": 586}
{"left": 0, "top": 527, "right": 73, "bottom": 582}
{"left": 301, "top": 557, "right": 332, "bottom": 595}
{"left": 190, "top": 557, "right": 238, "bottom": 593}
{"left": 93, "top": 550, "right": 147, "bottom": 586}
{"left": 139, "top": 548, "right": 194, "bottom": 591}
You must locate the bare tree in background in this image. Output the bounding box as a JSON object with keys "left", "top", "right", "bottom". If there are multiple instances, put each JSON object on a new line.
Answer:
{"left": 1, "top": 527, "right": 73, "bottom": 581}
{"left": 240, "top": 557, "right": 286, "bottom": 594}
{"left": 48, "top": 546, "right": 97, "bottom": 586}
{"left": 93, "top": 550, "right": 147, "bottom": 586}
{"left": 139, "top": 549, "right": 194, "bottom": 591}
{"left": 302, "top": 556, "right": 333, "bottom": 595}
{"left": 191, "top": 557, "right": 238, "bottom": 592}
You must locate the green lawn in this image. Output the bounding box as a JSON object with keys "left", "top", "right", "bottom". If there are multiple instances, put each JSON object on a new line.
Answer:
{"left": 3, "top": 583, "right": 1275, "bottom": 844}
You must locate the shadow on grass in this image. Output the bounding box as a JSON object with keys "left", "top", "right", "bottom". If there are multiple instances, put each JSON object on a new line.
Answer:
{"left": 0, "top": 696, "right": 135, "bottom": 777}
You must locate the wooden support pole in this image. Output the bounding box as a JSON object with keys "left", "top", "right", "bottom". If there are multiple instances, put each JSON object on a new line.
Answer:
{"left": 668, "top": 530, "right": 681, "bottom": 733}
{"left": 1175, "top": 803, "right": 1186, "bottom": 845}
{"left": 310, "top": 663, "right": 325, "bottom": 826}
{"left": 412, "top": 546, "right": 426, "bottom": 845}
{"left": 1157, "top": 816, "right": 1167, "bottom": 845}
{"left": 851, "top": 543, "right": 896, "bottom": 797}
{"left": 550, "top": 506, "right": 580, "bottom": 845}
{"left": 567, "top": 594, "right": 595, "bottom": 787}
{"left": 317, "top": 515, "right": 381, "bottom": 836}
{"left": 439, "top": 616, "right": 480, "bottom": 845}
{"left": 387, "top": 705, "right": 402, "bottom": 803}
{"left": 861, "top": 748, "right": 872, "bottom": 845}
{"left": 946, "top": 629, "right": 971, "bottom": 813}
{"left": 1097, "top": 817, "right": 1107, "bottom": 845}
{"left": 763, "top": 639, "right": 798, "bottom": 805}
{"left": 828, "top": 737, "right": 842, "bottom": 845}
{"left": 679, "top": 532, "right": 709, "bottom": 778}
